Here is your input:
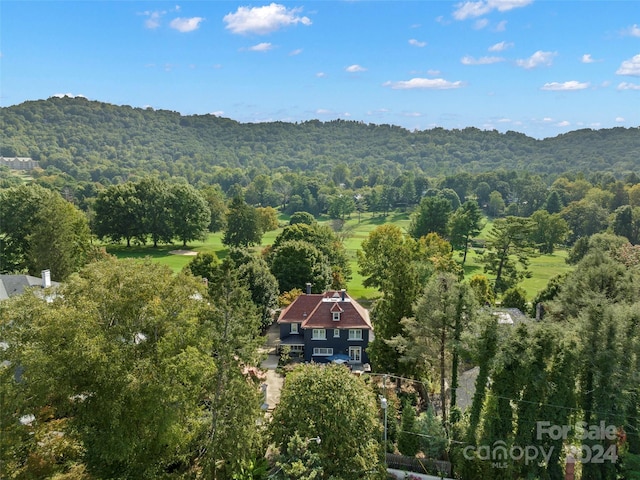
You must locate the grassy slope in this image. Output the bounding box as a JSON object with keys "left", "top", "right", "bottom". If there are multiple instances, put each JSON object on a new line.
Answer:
{"left": 105, "top": 212, "right": 572, "bottom": 302}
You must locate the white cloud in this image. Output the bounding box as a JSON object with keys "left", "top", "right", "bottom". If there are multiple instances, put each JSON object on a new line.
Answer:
{"left": 316, "top": 109, "right": 332, "bottom": 115}
{"left": 516, "top": 50, "right": 557, "bottom": 69}
{"left": 427, "top": 69, "right": 441, "bottom": 76}
{"left": 289, "top": 48, "right": 303, "bottom": 56}
{"left": 616, "top": 54, "right": 640, "bottom": 76}
{"left": 402, "top": 112, "right": 423, "bottom": 117}
{"left": 248, "top": 42, "right": 273, "bottom": 52}
{"left": 542, "top": 117, "right": 553, "bottom": 123}
{"left": 170, "top": 17, "right": 204, "bottom": 32}
{"left": 211, "top": 111, "right": 225, "bottom": 116}
{"left": 623, "top": 24, "right": 640, "bottom": 37}
{"left": 346, "top": 64, "right": 367, "bottom": 73}
{"left": 52, "top": 93, "right": 86, "bottom": 99}
{"left": 489, "top": 41, "right": 513, "bottom": 52}
{"left": 143, "top": 10, "right": 163, "bottom": 29}
{"left": 541, "top": 81, "right": 589, "bottom": 91}
{"left": 581, "top": 54, "right": 596, "bottom": 64}
{"left": 494, "top": 20, "right": 507, "bottom": 31}
{"left": 383, "top": 77, "right": 464, "bottom": 90}
{"left": 224, "top": 3, "right": 311, "bottom": 35}
{"left": 474, "top": 19, "right": 489, "bottom": 29}
{"left": 556, "top": 120, "right": 570, "bottom": 127}
{"left": 316, "top": 72, "right": 327, "bottom": 78}
{"left": 618, "top": 82, "right": 640, "bottom": 90}
{"left": 461, "top": 55, "right": 505, "bottom": 65}
{"left": 453, "top": 0, "right": 533, "bottom": 20}
{"left": 409, "top": 39, "right": 427, "bottom": 47}
{"left": 616, "top": 116, "right": 626, "bottom": 122}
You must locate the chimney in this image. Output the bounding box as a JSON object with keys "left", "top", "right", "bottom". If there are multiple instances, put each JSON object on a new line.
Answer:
{"left": 41, "top": 270, "right": 51, "bottom": 288}
{"left": 341, "top": 289, "right": 346, "bottom": 301}
{"left": 306, "top": 282, "right": 312, "bottom": 295}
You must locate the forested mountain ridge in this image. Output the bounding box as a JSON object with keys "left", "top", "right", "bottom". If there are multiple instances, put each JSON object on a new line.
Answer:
{"left": 2, "top": 96, "right": 639, "bottom": 185}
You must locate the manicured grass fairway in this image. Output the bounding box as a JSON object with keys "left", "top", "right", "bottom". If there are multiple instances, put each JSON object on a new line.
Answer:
{"left": 106, "top": 212, "right": 572, "bottom": 302}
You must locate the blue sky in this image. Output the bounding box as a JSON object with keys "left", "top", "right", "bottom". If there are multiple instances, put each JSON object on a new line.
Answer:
{"left": 2, "top": 1, "right": 639, "bottom": 138}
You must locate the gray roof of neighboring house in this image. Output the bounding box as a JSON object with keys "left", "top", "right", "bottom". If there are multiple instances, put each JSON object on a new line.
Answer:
{"left": 0, "top": 274, "right": 60, "bottom": 301}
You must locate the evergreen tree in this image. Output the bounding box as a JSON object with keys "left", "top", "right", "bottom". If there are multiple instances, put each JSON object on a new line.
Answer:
{"left": 409, "top": 195, "right": 452, "bottom": 240}
{"left": 397, "top": 400, "right": 419, "bottom": 456}
{"left": 480, "top": 216, "right": 536, "bottom": 293}
{"left": 448, "top": 200, "right": 483, "bottom": 264}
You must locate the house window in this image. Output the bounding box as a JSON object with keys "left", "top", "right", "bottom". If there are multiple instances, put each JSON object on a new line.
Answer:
{"left": 290, "top": 345, "right": 304, "bottom": 353}
{"left": 312, "top": 329, "right": 326, "bottom": 340}
{"left": 333, "top": 329, "right": 340, "bottom": 338}
{"left": 290, "top": 323, "right": 298, "bottom": 334}
{"left": 313, "top": 347, "right": 334, "bottom": 356}
{"left": 333, "top": 312, "right": 340, "bottom": 321}
{"left": 348, "top": 329, "right": 363, "bottom": 341}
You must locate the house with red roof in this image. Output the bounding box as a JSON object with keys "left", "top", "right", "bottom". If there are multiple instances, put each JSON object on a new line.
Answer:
{"left": 277, "top": 285, "right": 373, "bottom": 365}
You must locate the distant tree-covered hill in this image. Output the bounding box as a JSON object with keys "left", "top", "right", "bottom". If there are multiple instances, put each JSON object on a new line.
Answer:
{"left": 1, "top": 96, "right": 639, "bottom": 185}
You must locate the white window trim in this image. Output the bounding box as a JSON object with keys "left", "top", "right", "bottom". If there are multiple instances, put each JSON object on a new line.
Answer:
{"left": 349, "top": 346, "right": 361, "bottom": 362}
{"left": 312, "top": 328, "right": 326, "bottom": 340}
{"left": 333, "top": 329, "right": 340, "bottom": 338}
{"left": 290, "top": 323, "right": 299, "bottom": 334}
{"left": 348, "top": 329, "right": 363, "bottom": 341}
{"left": 332, "top": 312, "right": 340, "bottom": 321}
{"left": 313, "top": 347, "right": 334, "bottom": 356}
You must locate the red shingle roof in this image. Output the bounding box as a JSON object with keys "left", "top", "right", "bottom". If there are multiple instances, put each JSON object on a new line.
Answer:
{"left": 277, "top": 291, "right": 372, "bottom": 330}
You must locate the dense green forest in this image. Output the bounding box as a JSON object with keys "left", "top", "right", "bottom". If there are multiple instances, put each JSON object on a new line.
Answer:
{"left": 2, "top": 96, "right": 640, "bottom": 479}
{"left": 2, "top": 96, "right": 640, "bottom": 186}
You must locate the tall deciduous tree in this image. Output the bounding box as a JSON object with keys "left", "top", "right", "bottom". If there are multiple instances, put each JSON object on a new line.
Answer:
{"left": 137, "top": 177, "right": 173, "bottom": 247}
{"left": 201, "top": 184, "right": 228, "bottom": 232}
{"left": 270, "top": 364, "right": 384, "bottom": 479}
{"left": 28, "top": 193, "right": 92, "bottom": 280}
{"left": 223, "top": 196, "right": 262, "bottom": 247}
{"left": 358, "top": 225, "right": 425, "bottom": 373}
{"left": 1, "top": 259, "right": 217, "bottom": 478}
{"left": 169, "top": 182, "right": 211, "bottom": 247}
{"left": 529, "top": 209, "right": 569, "bottom": 254}
{"left": 272, "top": 222, "right": 351, "bottom": 288}
{"left": 0, "top": 183, "right": 91, "bottom": 279}
{"left": 269, "top": 240, "right": 331, "bottom": 293}
{"left": 93, "top": 182, "right": 144, "bottom": 247}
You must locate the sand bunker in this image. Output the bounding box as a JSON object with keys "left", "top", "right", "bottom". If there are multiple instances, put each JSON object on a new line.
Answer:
{"left": 169, "top": 249, "right": 199, "bottom": 256}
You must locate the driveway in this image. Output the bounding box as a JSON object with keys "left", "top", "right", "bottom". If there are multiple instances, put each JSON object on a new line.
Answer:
{"left": 260, "top": 322, "right": 284, "bottom": 411}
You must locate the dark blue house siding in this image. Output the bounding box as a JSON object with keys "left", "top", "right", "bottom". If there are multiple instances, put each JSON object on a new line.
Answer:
{"left": 303, "top": 327, "right": 370, "bottom": 363}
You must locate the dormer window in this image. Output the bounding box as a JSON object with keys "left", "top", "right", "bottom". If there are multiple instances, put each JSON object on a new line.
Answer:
{"left": 331, "top": 302, "right": 344, "bottom": 321}
{"left": 291, "top": 323, "right": 299, "bottom": 334}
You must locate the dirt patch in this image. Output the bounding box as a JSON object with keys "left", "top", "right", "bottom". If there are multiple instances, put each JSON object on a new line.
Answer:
{"left": 169, "top": 249, "right": 199, "bottom": 256}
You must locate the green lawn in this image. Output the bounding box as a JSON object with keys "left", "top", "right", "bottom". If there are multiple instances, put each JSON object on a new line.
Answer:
{"left": 105, "top": 211, "right": 573, "bottom": 303}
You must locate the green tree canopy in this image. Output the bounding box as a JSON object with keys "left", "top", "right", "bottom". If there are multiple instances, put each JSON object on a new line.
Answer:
{"left": 480, "top": 216, "right": 536, "bottom": 293}
{"left": 222, "top": 195, "right": 262, "bottom": 247}
{"left": 270, "top": 364, "right": 384, "bottom": 479}
{"left": 409, "top": 196, "right": 452, "bottom": 240}
{"left": 269, "top": 240, "right": 332, "bottom": 293}
{"left": 0, "top": 183, "right": 91, "bottom": 279}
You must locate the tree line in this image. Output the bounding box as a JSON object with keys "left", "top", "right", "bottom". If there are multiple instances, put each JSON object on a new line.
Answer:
{"left": 2, "top": 96, "right": 639, "bottom": 191}
{"left": 355, "top": 222, "right": 640, "bottom": 479}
